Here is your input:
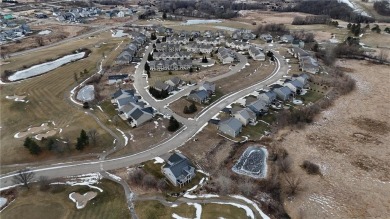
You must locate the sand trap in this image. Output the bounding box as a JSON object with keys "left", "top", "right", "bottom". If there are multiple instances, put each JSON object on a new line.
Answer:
{"left": 34, "top": 130, "right": 57, "bottom": 140}
{"left": 69, "top": 191, "right": 97, "bottom": 209}
{"left": 14, "top": 123, "right": 49, "bottom": 138}
{"left": 6, "top": 95, "right": 27, "bottom": 102}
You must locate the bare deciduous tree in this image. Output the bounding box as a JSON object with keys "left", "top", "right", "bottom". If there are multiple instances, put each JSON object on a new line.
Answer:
{"left": 157, "top": 178, "right": 167, "bottom": 191}
{"left": 112, "top": 115, "right": 120, "bottom": 126}
{"left": 238, "top": 179, "right": 255, "bottom": 197}
{"left": 278, "top": 156, "right": 293, "bottom": 173}
{"left": 284, "top": 174, "right": 303, "bottom": 197}
{"left": 88, "top": 129, "right": 98, "bottom": 146}
{"left": 35, "top": 37, "right": 44, "bottom": 46}
{"left": 13, "top": 169, "right": 35, "bottom": 189}
{"left": 143, "top": 174, "right": 156, "bottom": 188}
{"left": 38, "top": 176, "right": 51, "bottom": 191}
{"left": 128, "top": 169, "right": 145, "bottom": 185}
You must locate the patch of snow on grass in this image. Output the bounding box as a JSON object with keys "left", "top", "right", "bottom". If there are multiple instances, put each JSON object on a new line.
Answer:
{"left": 230, "top": 195, "right": 270, "bottom": 219}
{"left": 97, "top": 105, "right": 104, "bottom": 112}
{"left": 172, "top": 213, "right": 191, "bottom": 219}
{"left": 188, "top": 203, "right": 202, "bottom": 219}
{"left": 153, "top": 157, "right": 165, "bottom": 164}
{"left": 116, "top": 128, "right": 128, "bottom": 146}
{"left": 107, "top": 172, "right": 122, "bottom": 181}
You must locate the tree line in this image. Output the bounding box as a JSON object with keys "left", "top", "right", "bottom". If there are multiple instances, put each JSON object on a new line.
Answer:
{"left": 374, "top": 1, "right": 390, "bottom": 16}
{"left": 22, "top": 129, "right": 97, "bottom": 156}
{"left": 281, "top": 0, "right": 374, "bottom": 23}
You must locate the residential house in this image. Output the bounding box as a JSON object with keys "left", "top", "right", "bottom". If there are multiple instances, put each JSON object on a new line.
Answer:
{"left": 294, "top": 73, "right": 309, "bottom": 85}
{"left": 217, "top": 47, "right": 235, "bottom": 64}
{"left": 187, "top": 90, "right": 209, "bottom": 104}
{"left": 281, "top": 34, "right": 294, "bottom": 43}
{"left": 108, "top": 74, "right": 129, "bottom": 85}
{"left": 112, "top": 89, "right": 135, "bottom": 101}
{"left": 260, "top": 34, "right": 273, "bottom": 42}
{"left": 234, "top": 108, "right": 257, "bottom": 126}
{"left": 154, "top": 81, "right": 173, "bottom": 93}
{"left": 153, "top": 51, "right": 191, "bottom": 60}
{"left": 226, "top": 40, "right": 250, "bottom": 51}
{"left": 119, "top": 102, "right": 153, "bottom": 127}
{"left": 166, "top": 36, "right": 189, "bottom": 44}
{"left": 155, "top": 43, "right": 181, "bottom": 52}
{"left": 149, "top": 60, "right": 192, "bottom": 71}
{"left": 284, "top": 79, "right": 304, "bottom": 93}
{"left": 248, "top": 46, "right": 265, "bottom": 61}
{"left": 292, "top": 39, "right": 305, "bottom": 48}
{"left": 165, "top": 77, "right": 183, "bottom": 90}
{"left": 247, "top": 100, "right": 269, "bottom": 115}
{"left": 218, "top": 118, "right": 243, "bottom": 138}
{"left": 257, "top": 90, "right": 277, "bottom": 105}
{"left": 231, "top": 29, "right": 256, "bottom": 40}
{"left": 274, "top": 86, "right": 293, "bottom": 101}
{"left": 300, "top": 56, "right": 319, "bottom": 74}
{"left": 199, "top": 81, "right": 216, "bottom": 94}
{"left": 184, "top": 42, "right": 213, "bottom": 54}
{"left": 162, "top": 153, "right": 195, "bottom": 187}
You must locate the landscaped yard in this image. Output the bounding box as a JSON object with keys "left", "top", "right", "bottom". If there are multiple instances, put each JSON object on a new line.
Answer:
{"left": 0, "top": 180, "right": 130, "bottom": 219}
{"left": 201, "top": 203, "right": 248, "bottom": 219}
{"left": 169, "top": 97, "right": 204, "bottom": 119}
{"left": 141, "top": 160, "right": 205, "bottom": 194}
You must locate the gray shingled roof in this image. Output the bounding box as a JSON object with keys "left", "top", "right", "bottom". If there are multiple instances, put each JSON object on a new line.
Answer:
{"left": 219, "top": 118, "right": 242, "bottom": 131}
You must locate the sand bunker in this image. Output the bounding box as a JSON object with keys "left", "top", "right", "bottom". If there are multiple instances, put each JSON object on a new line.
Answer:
{"left": 14, "top": 123, "right": 49, "bottom": 138}
{"left": 69, "top": 191, "right": 97, "bottom": 209}
{"left": 6, "top": 95, "right": 27, "bottom": 102}
{"left": 34, "top": 130, "right": 57, "bottom": 140}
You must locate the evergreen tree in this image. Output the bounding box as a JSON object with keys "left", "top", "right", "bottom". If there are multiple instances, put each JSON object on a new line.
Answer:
{"left": 29, "top": 141, "right": 42, "bottom": 155}
{"left": 189, "top": 102, "right": 197, "bottom": 113}
{"left": 148, "top": 53, "right": 154, "bottom": 61}
{"left": 76, "top": 129, "right": 89, "bottom": 151}
{"left": 144, "top": 62, "right": 150, "bottom": 71}
{"left": 162, "top": 12, "right": 167, "bottom": 19}
{"left": 151, "top": 33, "right": 157, "bottom": 40}
{"left": 46, "top": 138, "right": 55, "bottom": 151}
{"left": 24, "top": 137, "right": 33, "bottom": 149}
{"left": 167, "top": 116, "right": 180, "bottom": 132}
{"left": 189, "top": 67, "right": 193, "bottom": 73}
{"left": 147, "top": 70, "right": 151, "bottom": 78}
{"left": 183, "top": 106, "right": 189, "bottom": 114}
{"left": 156, "top": 39, "right": 161, "bottom": 43}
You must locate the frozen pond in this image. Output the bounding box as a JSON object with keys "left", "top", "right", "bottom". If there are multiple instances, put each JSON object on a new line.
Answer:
{"left": 183, "top": 19, "right": 221, "bottom": 25}
{"left": 232, "top": 146, "right": 268, "bottom": 179}
{"left": 8, "top": 52, "right": 85, "bottom": 81}
{"left": 76, "top": 85, "right": 95, "bottom": 102}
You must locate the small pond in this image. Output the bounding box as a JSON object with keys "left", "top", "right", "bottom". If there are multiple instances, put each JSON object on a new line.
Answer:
{"left": 8, "top": 52, "right": 85, "bottom": 81}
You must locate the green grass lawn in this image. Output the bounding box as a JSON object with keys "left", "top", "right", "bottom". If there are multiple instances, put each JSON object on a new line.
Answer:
{"left": 0, "top": 179, "right": 130, "bottom": 219}
{"left": 241, "top": 113, "right": 275, "bottom": 139}
{"left": 301, "top": 82, "right": 328, "bottom": 104}
{"left": 201, "top": 203, "right": 248, "bottom": 219}
{"left": 207, "top": 88, "right": 224, "bottom": 105}
{"left": 134, "top": 200, "right": 195, "bottom": 219}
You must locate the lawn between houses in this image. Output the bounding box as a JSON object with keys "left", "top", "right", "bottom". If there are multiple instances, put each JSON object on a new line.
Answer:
{"left": 134, "top": 200, "right": 248, "bottom": 219}
{"left": 0, "top": 34, "right": 123, "bottom": 166}
{"left": 0, "top": 179, "right": 130, "bottom": 219}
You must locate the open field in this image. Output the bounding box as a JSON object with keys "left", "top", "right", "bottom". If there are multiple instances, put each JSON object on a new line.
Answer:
{"left": 0, "top": 179, "right": 130, "bottom": 219}
{"left": 216, "top": 59, "right": 274, "bottom": 94}
{"left": 278, "top": 60, "right": 390, "bottom": 218}
{"left": 0, "top": 32, "right": 125, "bottom": 165}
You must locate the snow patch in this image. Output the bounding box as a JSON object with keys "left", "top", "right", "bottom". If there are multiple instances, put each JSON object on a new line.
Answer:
{"left": 116, "top": 128, "right": 128, "bottom": 146}
{"left": 230, "top": 195, "right": 270, "bottom": 219}
{"left": 188, "top": 203, "right": 202, "bottom": 219}
{"left": 153, "top": 157, "right": 165, "bottom": 164}
{"left": 106, "top": 172, "right": 122, "bottom": 181}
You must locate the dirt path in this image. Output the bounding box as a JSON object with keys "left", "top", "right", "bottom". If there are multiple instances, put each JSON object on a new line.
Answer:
{"left": 279, "top": 60, "right": 390, "bottom": 218}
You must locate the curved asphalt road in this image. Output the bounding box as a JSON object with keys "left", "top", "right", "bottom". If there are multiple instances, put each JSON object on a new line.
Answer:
{"left": 0, "top": 46, "right": 288, "bottom": 189}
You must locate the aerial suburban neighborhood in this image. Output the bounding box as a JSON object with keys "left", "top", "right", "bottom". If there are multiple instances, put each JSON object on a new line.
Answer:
{"left": 0, "top": 0, "right": 389, "bottom": 218}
